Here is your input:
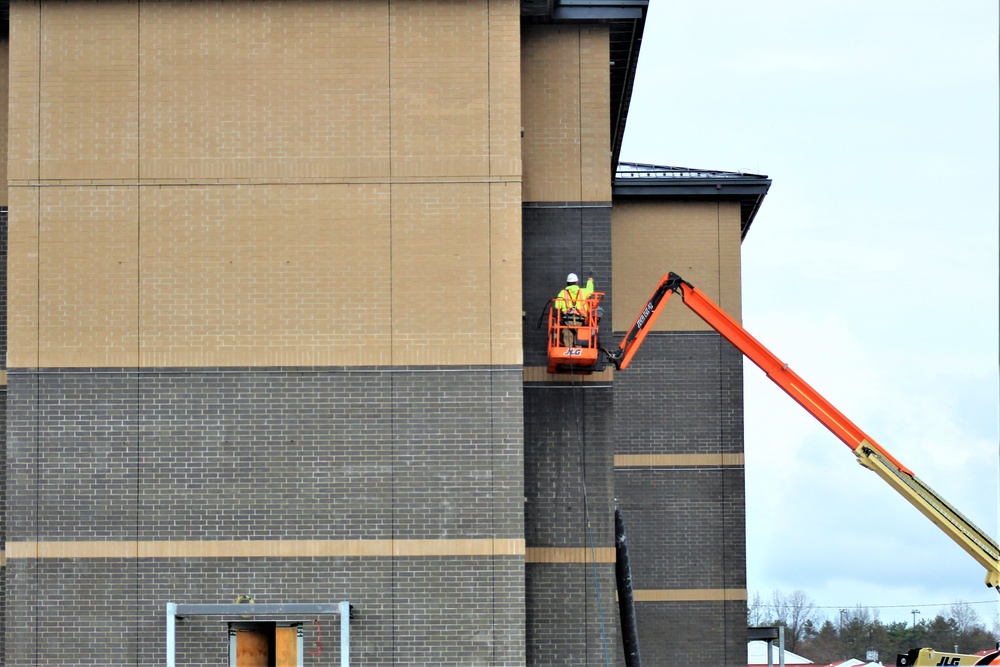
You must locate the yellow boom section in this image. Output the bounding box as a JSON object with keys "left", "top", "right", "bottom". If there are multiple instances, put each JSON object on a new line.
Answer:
{"left": 855, "top": 443, "right": 1000, "bottom": 589}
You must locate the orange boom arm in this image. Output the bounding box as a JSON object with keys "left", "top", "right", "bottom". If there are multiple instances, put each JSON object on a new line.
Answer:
{"left": 608, "top": 272, "right": 1000, "bottom": 589}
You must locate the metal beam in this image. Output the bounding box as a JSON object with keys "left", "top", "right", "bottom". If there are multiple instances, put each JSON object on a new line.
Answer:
{"left": 174, "top": 603, "right": 344, "bottom": 616}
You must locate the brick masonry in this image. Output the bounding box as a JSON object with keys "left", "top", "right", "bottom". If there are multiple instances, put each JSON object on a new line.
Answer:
{"left": 4, "top": 0, "right": 523, "bottom": 371}
{"left": 1, "top": 2, "right": 755, "bottom": 665}
{"left": 6, "top": 555, "right": 524, "bottom": 667}
{"left": 521, "top": 197, "right": 619, "bottom": 665}
{"left": 1, "top": 207, "right": 7, "bottom": 664}
{"left": 614, "top": 332, "right": 747, "bottom": 667}
{"left": 5, "top": 366, "right": 525, "bottom": 665}
{"left": 520, "top": 189, "right": 748, "bottom": 667}
{"left": 525, "top": 563, "right": 620, "bottom": 666}
{"left": 521, "top": 204, "right": 614, "bottom": 369}
{"left": 612, "top": 200, "right": 744, "bottom": 331}
{"left": 635, "top": 600, "right": 749, "bottom": 666}
{"left": 521, "top": 25, "right": 611, "bottom": 204}
{"left": 0, "top": 42, "right": 7, "bottom": 207}
{"left": 6, "top": 367, "right": 523, "bottom": 542}
{"left": 0, "top": 206, "right": 7, "bottom": 369}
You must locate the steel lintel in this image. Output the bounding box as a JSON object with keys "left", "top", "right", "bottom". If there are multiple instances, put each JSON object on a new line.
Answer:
{"left": 174, "top": 603, "right": 345, "bottom": 617}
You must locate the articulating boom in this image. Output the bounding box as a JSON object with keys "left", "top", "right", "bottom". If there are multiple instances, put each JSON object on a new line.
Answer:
{"left": 608, "top": 272, "right": 1000, "bottom": 590}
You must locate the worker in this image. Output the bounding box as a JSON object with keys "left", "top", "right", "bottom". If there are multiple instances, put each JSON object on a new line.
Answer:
{"left": 554, "top": 272, "right": 595, "bottom": 347}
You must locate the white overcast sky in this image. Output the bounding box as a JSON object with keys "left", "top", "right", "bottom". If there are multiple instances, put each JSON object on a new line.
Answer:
{"left": 620, "top": 1, "right": 1000, "bottom": 627}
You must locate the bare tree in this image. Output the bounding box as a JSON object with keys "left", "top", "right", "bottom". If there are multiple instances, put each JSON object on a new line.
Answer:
{"left": 765, "top": 589, "right": 820, "bottom": 652}
{"left": 946, "top": 602, "right": 981, "bottom": 635}
{"left": 748, "top": 592, "right": 768, "bottom": 627}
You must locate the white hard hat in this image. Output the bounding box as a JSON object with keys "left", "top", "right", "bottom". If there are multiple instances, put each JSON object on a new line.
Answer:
{"left": 566, "top": 273, "right": 579, "bottom": 283}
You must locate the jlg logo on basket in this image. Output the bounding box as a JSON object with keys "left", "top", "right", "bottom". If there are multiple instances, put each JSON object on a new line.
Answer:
{"left": 563, "top": 348, "right": 583, "bottom": 356}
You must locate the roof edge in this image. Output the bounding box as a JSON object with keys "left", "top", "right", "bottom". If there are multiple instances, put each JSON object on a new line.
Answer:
{"left": 613, "top": 162, "right": 773, "bottom": 240}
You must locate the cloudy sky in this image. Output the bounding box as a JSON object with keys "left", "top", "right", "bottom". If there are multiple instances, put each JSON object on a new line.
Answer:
{"left": 620, "top": 1, "right": 1000, "bottom": 627}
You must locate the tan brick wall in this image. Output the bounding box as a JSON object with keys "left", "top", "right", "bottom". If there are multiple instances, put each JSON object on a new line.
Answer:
{"left": 390, "top": 182, "right": 521, "bottom": 366}
{"left": 612, "top": 200, "right": 743, "bottom": 332}
{"left": 38, "top": 187, "right": 140, "bottom": 367}
{"left": 139, "top": 0, "right": 391, "bottom": 181}
{"left": 138, "top": 184, "right": 392, "bottom": 369}
{"left": 41, "top": 1, "right": 138, "bottom": 181}
{"left": 488, "top": 181, "right": 523, "bottom": 365}
{"left": 488, "top": 0, "right": 522, "bottom": 178}
{"left": 6, "top": 0, "right": 523, "bottom": 369}
{"left": 521, "top": 25, "right": 611, "bottom": 203}
{"left": 0, "top": 39, "right": 9, "bottom": 206}
{"left": 8, "top": 0, "right": 40, "bottom": 183}
{"left": 390, "top": 1, "right": 488, "bottom": 179}
{"left": 7, "top": 186, "right": 39, "bottom": 367}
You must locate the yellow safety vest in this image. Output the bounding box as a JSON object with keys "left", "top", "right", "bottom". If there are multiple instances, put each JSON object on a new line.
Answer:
{"left": 555, "top": 279, "right": 594, "bottom": 313}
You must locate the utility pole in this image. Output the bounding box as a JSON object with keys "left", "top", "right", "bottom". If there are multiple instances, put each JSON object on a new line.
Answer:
{"left": 840, "top": 608, "right": 848, "bottom": 659}
{"left": 911, "top": 609, "right": 921, "bottom": 646}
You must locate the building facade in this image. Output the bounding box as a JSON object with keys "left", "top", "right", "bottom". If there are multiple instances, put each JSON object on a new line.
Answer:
{"left": 0, "top": 1, "right": 768, "bottom": 664}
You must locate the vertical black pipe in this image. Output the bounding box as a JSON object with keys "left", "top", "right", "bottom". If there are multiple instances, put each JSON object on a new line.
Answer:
{"left": 615, "top": 508, "right": 643, "bottom": 667}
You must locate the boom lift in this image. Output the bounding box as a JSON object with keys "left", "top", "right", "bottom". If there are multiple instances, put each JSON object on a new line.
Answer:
{"left": 565, "top": 271, "right": 1000, "bottom": 590}
{"left": 897, "top": 646, "right": 1000, "bottom": 666}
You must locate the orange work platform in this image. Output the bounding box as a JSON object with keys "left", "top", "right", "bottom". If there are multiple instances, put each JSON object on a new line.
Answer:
{"left": 545, "top": 293, "right": 605, "bottom": 374}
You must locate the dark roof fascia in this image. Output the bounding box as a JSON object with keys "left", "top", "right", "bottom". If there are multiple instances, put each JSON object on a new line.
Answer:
{"left": 552, "top": 1, "right": 647, "bottom": 21}
{"left": 613, "top": 169, "right": 772, "bottom": 240}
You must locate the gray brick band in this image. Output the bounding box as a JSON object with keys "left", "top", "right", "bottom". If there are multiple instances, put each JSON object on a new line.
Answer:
{"left": 7, "top": 366, "right": 523, "bottom": 543}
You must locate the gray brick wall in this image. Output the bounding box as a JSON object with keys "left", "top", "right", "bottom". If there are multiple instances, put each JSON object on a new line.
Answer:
{"left": 522, "top": 201, "right": 621, "bottom": 665}
{"left": 525, "top": 563, "right": 619, "bottom": 667}
{"left": 0, "top": 384, "right": 6, "bottom": 662}
{"left": 1, "top": 207, "right": 7, "bottom": 661}
{"left": 7, "top": 367, "right": 522, "bottom": 543}
{"left": 5, "top": 555, "right": 524, "bottom": 667}
{"left": 5, "top": 366, "right": 525, "bottom": 666}
{"left": 522, "top": 203, "right": 614, "bottom": 369}
{"left": 613, "top": 332, "right": 744, "bottom": 456}
{"left": 524, "top": 384, "right": 614, "bottom": 547}
{"left": 613, "top": 331, "right": 747, "bottom": 667}
{"left": 635, "top": 600, "right": 749, "bottom": 666}
{"left": 523, "top": 385, "right": 619, "bottom": 665}
{"left": 615, "top": 469, "right": 746, "bottom": 590}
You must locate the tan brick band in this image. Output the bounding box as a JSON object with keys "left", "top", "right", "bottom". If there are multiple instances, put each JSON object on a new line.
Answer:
{"left": 5, "top": 539, "right": 525, "bottom": 560}
{"left": 524, "top": 547, "right": 615, "bottom": 563}
{"left": 522, "top": 366, "right": 614, "bottom": 383}
{"left": 614, "top": 453, "right": 744, "bottom": 468}
{"left": 631, "top": 588, "right": 748, "bottom": 602}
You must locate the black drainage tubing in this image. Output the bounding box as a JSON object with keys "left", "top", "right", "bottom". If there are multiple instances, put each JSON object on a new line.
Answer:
{"left": 615, "top": 508, "right": 642, "bottom": 667}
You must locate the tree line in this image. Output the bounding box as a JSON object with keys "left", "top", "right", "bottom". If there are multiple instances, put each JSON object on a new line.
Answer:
{"left": 749, "top": 590, "right": 998, "bottom": 664}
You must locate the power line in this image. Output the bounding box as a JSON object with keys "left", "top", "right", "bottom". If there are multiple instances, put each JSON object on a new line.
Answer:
{"left": 812, "top": 600, "right": 998, "bottom": 612}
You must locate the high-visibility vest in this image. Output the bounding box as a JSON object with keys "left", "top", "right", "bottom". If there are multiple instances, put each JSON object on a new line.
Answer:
{"left": 555, "top": 279, "right": 594, "bottom": 313}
